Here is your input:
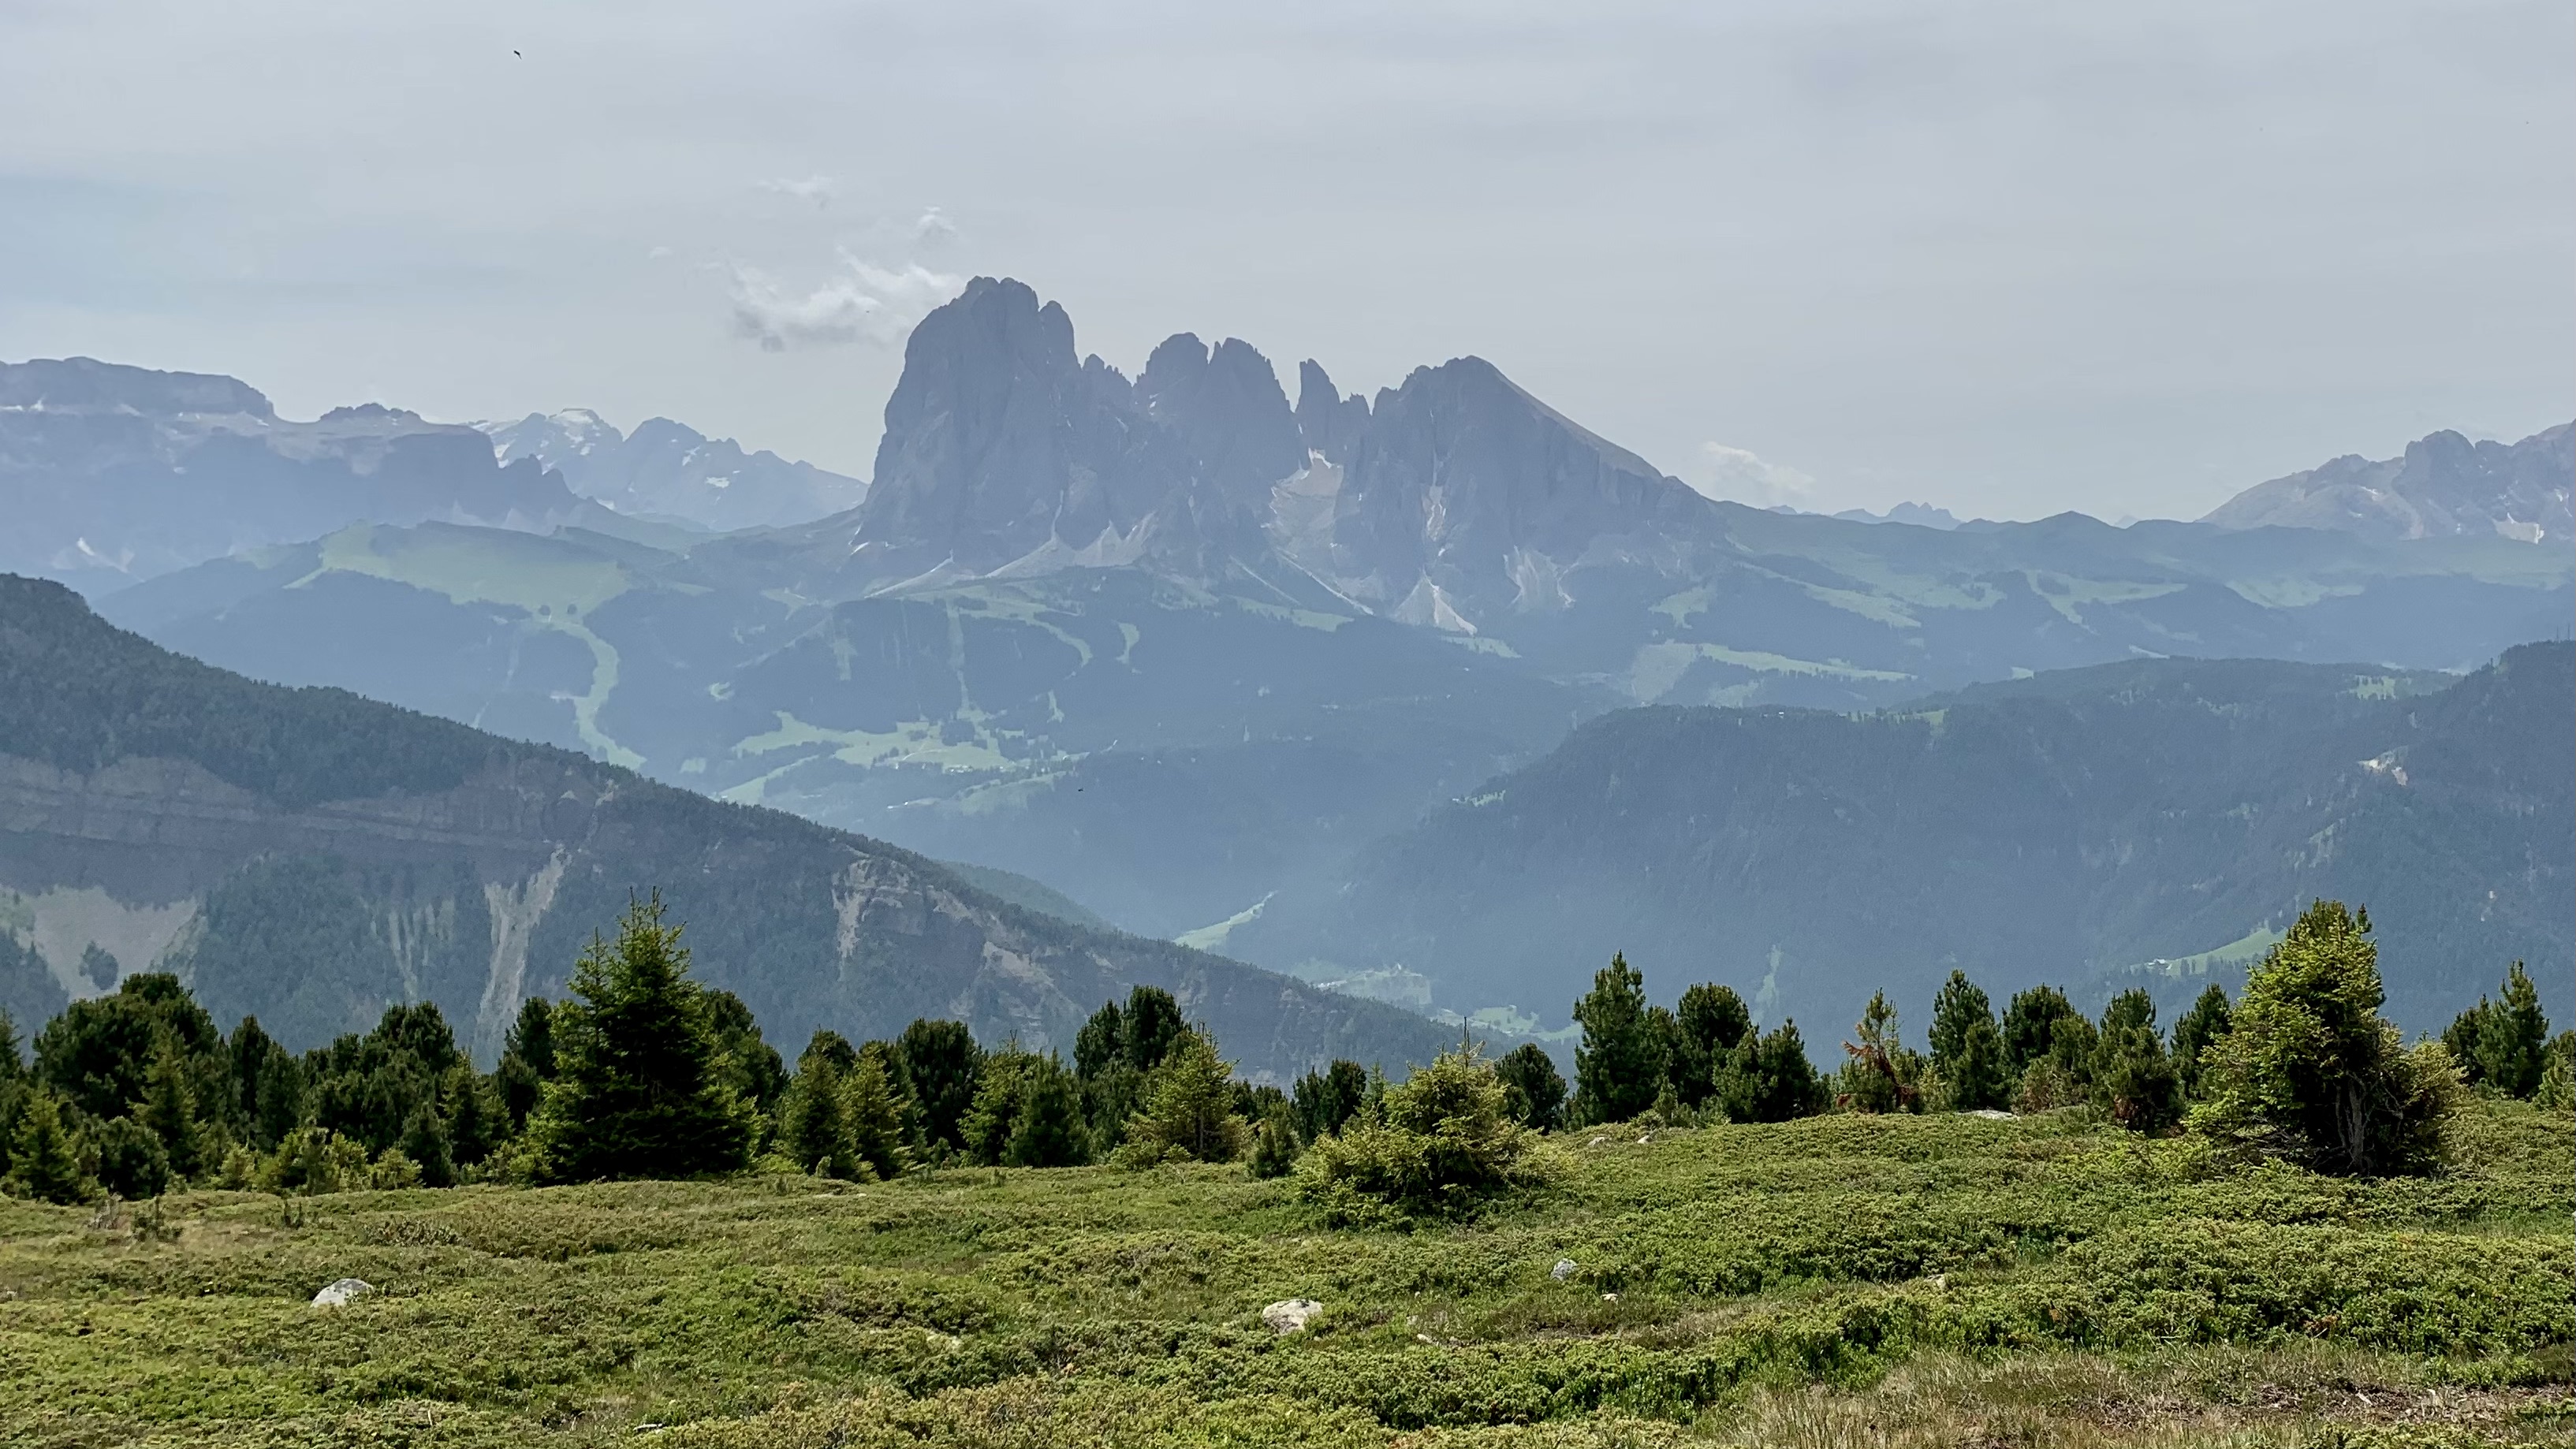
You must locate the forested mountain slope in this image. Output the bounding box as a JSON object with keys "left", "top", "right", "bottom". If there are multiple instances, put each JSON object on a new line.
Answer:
{"left": 91, "top": 281, "right": 2572, "bottom": 945}
{"left": 0, "top": 574, "right": 1450, "bottom": 1078}
{"left": 1238, "top": 645, "right": 2574, "bottom": 1035}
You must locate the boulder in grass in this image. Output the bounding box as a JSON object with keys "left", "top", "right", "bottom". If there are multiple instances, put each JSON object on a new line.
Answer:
{"left": 1262, "top": 1298, "right": 1323, "bottom": 1335}
{"left": 311, "top": 1278, "right": 375, "bottom": 1308}
{"left": 1551, "top": 1258, "right": 1578, "bottom": 1281}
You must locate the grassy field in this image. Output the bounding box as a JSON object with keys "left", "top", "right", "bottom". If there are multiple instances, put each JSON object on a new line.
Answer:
{"left": 2, "top": 1100, "right": 2567, "bottom": 1448}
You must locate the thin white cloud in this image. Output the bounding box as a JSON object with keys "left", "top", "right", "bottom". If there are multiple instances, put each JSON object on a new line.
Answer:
{"left": 912, "top": 206, "right": 958, "bottom": 246}
{"left": 755, "top": 174, "right": 835, "bottom": 207}
{"left": 1690, "top": 441, "right": 1817, "bottom": 511}
{"left": 725, "top": 251, "right": 964, "bottom": 352}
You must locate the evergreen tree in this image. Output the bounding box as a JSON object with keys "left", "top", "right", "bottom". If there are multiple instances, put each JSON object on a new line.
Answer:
{"left": 1834, "top": 991, "right": 1923, "bottom": 1114}
{"left": 525, "top": 894, "right": 755, "bottom": 1183}
{"left": 1124, "top": 1031, "right": 1247, "bottom": 1164}
{"left": 226, "top": 1015, "right": 274, "bottom": 1136}
{"left": 1945, "top": 1016, "right": 2011, "bottom": 1112}
{"left": 895, "top": 1018, "right": 982, "bottom": 1154}
{"left": 1494, "top": 1043, "right": 1568, "bottom": 1131}
{"left": 1247, "top": 1098, "right": 1299, "bottom": 1179}
{"left": 2193, "top": 900, "right": 2461, "bottom": 1175}
{"left": 2447, "top": 963, "right": 2549, "bottom": 1098}
{"left": 253, "top": 1043, "right": 304, "bottom": 1149}
{"left": 1571, "top": 953, "right": 1664, "bottom": 1124}
{"left": 4, "top": 1087, "right": 95, "bottom": 1204}
{"left": 1927, "top": 972, "right": 1993, "bottom": 1073}
{"left": 96, "top": 1116, "right": 171, "bottom": 1199}
{"left": 962, "top": 1048, "right": 1038, "bottom": 1166}
{"left": 846, "top": 1043, "right": 911, "bottom": 1180}
{"left": 1669, "top": 983, "right": 1754, "bottom": 1106}
{"left": 137, "top": 1031, "right": 208, "bottom": 1182}
{"left": 701, "top": 989, "right": 788, "bottom": 1127}
{"left": 2172, "top": 984, "right": 2233, "bottom": 1101}
{"left": 2000, "top": 985, "right": 2080, "bottom": 1079}
{"left": 1003, "top": 1054, "right": 1090, "bottom": 1168}
{"left": 1732, "top": 1020, "right": 1825, "bottom": 1123}
{"left": 400, "top": 1101, "right": 456, "bottom": 1187}
{"left": 1121, "top": 986, "right": 1187, "bottom": 1073}
{"left": 1, "top": 1007, "right": 21, "bottom": 1081}
{"left": 1073, "top": 1000, "right": 1124, "bottom": 1078}
{"left": 1295, "top": 1045, "right": 1553, "bottom": 1219}
{"left": 781, "top": 1044, "right": 856, "bottom": 1176}
{"left": 35, "top": 972, "right": 223, "bottom": 1123}
{"left": 2091, "top": 989, "right": 2181, "bottom": 1132}
{"left": 1291, "top": 1059, "right": 1369, "bottom": 1142}
{"left": 445, "top": 1067, "right": 500, "bottom": 1168}
{"left": 505, "top": 996, "right": 557, "bottom": 1075}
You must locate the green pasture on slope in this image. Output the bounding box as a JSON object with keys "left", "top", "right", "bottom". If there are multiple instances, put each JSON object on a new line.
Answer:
{"left": 2, "top": 1100, "right": 2568, "bottom": 1448}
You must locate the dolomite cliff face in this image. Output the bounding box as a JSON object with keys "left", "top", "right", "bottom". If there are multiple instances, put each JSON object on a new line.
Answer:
{"left": 0, "top": 574, "right": 1451, "bottom": 1075}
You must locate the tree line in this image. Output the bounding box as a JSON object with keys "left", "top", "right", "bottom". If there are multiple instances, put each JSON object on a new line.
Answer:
{"left": 1542, "top": 900, "right": 2567, "bottom": 1175}
{"left": 3, "top": 895, "right": 2561, "bottom": 1207}
{"left": 0, "top": 894, "right": 1386, "bottom": 1203}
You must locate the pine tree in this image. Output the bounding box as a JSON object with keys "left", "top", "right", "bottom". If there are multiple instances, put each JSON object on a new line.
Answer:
{"left": 4, "top": 1087, "right": 95, "bottom": 1204}
{"left": 138, "top": 1031, "right": 207, "bottom": 1183}
{"left": 845, "top": 1045, "right": 912, "bottom": 1180}
{"left": 1122, "top": 987, "right": 1187, "bottom": 1073}
{"left": 445, "top": 1067, "right": 499, "bottom": 1168}
{"left": 1948, "top": 1016, "right": 2011, "bottom": 1112}
{"left": 1493, "top": 1043, "right": 1568, "bottom": 1131}
{"left": 97, "top": 1116, "right": 172, "bottom": 1199}
{"left": 253, "top": 1044, "right": 304, "bottom": 1149}
{"left": 2000, "top": 985, "right": 2080, "bottom": 1079}
{"left": 1246, "top": 1098, "right": 1299, "bottom": 1179}
{"left": 895, "top": 1019, "right": 982, "bottom": 1154}
{"left": 400, "top": 1101, "right": 456, "bottom": 1187}
{"left": 2172, "top": 984, "right": 2233, "bottom": 1101}
{"left": 1834, "top": 991, "right": 1924, "bottom": 1114}
{"left": 494, "top": 996, "right": 556, "bottom": 1132}
{"left": 781, "top": 1048, "right": 855, "bottom": 1176}
{"left": 1739, "top": 1020, "right": 1825, "bottom": 1123}
{"left": 525, "top": 894, "right": 755, "bottom": 1183}
{"left": 1124, "top": 1031, "right": 1247, "bottom": 1164}
{"left": 2193, "top": 900, "right": 2461, "bottom": 1175}
{"left": 1928, "top": 972, "right": 1994, "bottom": 1074}
{"left": 2451, "top": 963, "right": 2549, "bottom": 1098}
{"left": 226, "top": 1015, "right": 274, "bottom": 1137}
{"left": 1291, "top": 1059, "right": 1369, "bottom": 1142}
{"left": 1073, "top": 1000, "right": 1125, "bottom": 1079}
{"left": 962, "top": 1049, "right": 1036, "bottom": 1166}
{"left": 1571, "top": 953, "right": 1664, "bottom": 1125}
{"left": 2091, "top": 989, "right": 2181, "bottom": 1132}
{"left": 1003, "top": 1055, "right": 1090, "bottom": 1168}
{"left": 1669, "top": 983, "right": 1754, "bottom": 1107}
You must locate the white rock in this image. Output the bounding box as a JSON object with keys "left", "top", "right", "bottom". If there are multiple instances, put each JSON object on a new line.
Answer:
{"left": 1262, "top": 1298, "right": 1324, "bottom": 1335}
{"left": 311, "top": 1278, "right": 375, "bottom": 1308}
{"left": 1551, "top": 1258, "right": 1579, "bottom": 1281}
{"left": 1586, "top": 1135, "right": 1609, "bottom": 1148}
{"left": 1969, "top": 1108, "right": 2016, "bottom": 1120}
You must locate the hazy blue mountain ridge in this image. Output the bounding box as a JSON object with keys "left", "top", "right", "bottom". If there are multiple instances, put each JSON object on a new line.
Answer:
{"left": 1232, "top": 644, "right": 2573, "bottom": 1037}
{"left": 0, "top": 572, "right": 1453, "bottom": 1078}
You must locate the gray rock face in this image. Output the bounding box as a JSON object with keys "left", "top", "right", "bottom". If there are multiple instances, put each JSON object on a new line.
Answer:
{"left": 0, "top": 358, "right": 583, "bottom": 585}
{"left": 311, "top": 1278, "right": 375, "bottom": 1308}
{"left": 2203, "top": 423, "right": 2573, "bottom": 543}
{"left": 479, "top": 409, "right": 865, "bottom": 531}
{"left": 1262, "top": 1298, "right": 1324, "bottom": 1334}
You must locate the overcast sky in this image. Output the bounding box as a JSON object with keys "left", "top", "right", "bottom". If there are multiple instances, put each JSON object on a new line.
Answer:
{"left": 3, "top": 0, "right": 2568, "bottom": 520}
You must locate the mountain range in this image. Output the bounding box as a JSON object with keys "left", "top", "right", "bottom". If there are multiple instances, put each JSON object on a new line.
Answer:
{"left": 479, "top": 408, "right": 867, "bottom": 532}
{"left": 1234, "top": 643, "right": 2572, "bottom": 1036}
{"left": 1, "top": 358, "right": 591, "bottom": 587}
{"left": 16, "top": 278, "right": 2568, "bottom": 1042}
{"left": 2203, "top": 423, "right": 2572, "bottom": 544}
{"left": 0, "top": 573, "right": 1448, "bottom": 1078}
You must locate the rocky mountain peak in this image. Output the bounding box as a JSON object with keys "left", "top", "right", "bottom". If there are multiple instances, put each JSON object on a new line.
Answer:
{"left": 1, "top": 356, "right": 274, "bottom": 419}
{"left": 2203, "top": 421, "right": 2574, "bottom": 543}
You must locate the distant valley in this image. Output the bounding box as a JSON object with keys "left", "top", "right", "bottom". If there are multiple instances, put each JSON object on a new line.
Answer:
{"left": 9, "top": 279, "right": 2569, "bottom": 1045}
